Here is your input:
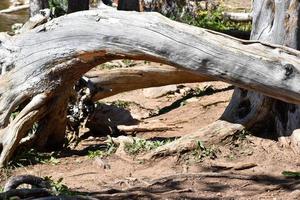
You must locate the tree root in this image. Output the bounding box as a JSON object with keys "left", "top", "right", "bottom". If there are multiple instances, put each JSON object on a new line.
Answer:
{"left": 0, "top": 175, "right": 98, "bottom": 200}
{"left": 110, "top": 120, "right": 244, "bottom": 160}
{"left": 140, "top": 120, "right": 244, "bottom": 160}
{"left": 0, "top": 93, "right": 49, "bottom": 167}
{"left": 117, "top": 122, "right": 182, "bottom": 134}
{"left": 4, "top": 175, "right": 50, "bottom": 191}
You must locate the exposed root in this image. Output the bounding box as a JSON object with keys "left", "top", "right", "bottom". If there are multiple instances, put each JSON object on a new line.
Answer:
{"left": 0, "top": 92, "right": 30, "bottom": 127}
{"left": 4, "top": 175, "right": 50, "bottom": 191}
{"left": 0, "top": 93, "right": 49, "bottom": 167}
{"left": 0, "top": 175, "right": 98, "bottom": 200}
{"left": 140, "top": 120, "right": 244, "bottom": 160}
{"left": 117, "top": 122, "right": 182, "bottom": 134}
{"left": 0, "top": 188, "right": 51, "bottom": 199}
{"left": 0, "top": 175, "right": 51, "bottom": 199}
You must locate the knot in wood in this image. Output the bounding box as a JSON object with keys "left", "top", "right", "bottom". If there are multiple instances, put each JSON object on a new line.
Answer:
{"left": 283, "top": 64, "right": 295, "bottom": 80}
{"left": 285, "top": 13, "right": 290, "bottom": 20}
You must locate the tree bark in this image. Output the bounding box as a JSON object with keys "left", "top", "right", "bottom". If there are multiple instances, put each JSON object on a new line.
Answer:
{"left": 29, "top": 0, "right": 49, "bottom": 17}
{"left": 222, "top": 0, "right": 300, "bottom": 148}
{"left": 85, "top": 65, "right": 213, "bottom": 101}
{"left": 1, "top": 8, "right": 300, "bottom": 166}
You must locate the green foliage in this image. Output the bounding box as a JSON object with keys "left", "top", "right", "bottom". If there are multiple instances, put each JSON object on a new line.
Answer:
{"left": 10, "top": 111, "right": 19, "bottom": 120}
{"left": 235, "top": 130, "right": 251, "bottom": 141}
{"left": 10, "top": 149, "right": 60, "bottom": 167}
{"left": 193, "top": 141, "right": 217, "bottom": 161}
{"left": 49, "top": 0, "right": 68, "bottom": 17}
{"left": 124, "top": 138, "right": 172, "bottom": 155}
{"left": 44, "top": 176, "right": 79, "bottom": 196}
{"left": 110, "top": 100, "right": 130, "bottom": 109}
{"left": 122, "top": 59, "right": 136, "bottom": 67}
{"left": 96, "top": 59, "right": 137, "bottom": 70}
{"left": 178, "top": 8, "right": 251, "bottom": 33}
{"left": 88, "top": 136, "right": 117, "bottom": 158}
{"left": 282, "top": 171, "right": 300, "bottom": 178}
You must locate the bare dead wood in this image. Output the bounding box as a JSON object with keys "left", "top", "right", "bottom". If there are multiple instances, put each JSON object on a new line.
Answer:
{"left": 117, "top": 123, "right": 182, "bottom": 133}
{"left": 29, "top": 0, "right": 48, "bottom": 17}
{"left": 0, "top": 188, "right": 51, "bottom": 199}
{"left": 0, "top": 4, "right": 29, "bottom": 14}
{"left": 223, "top": 12, "right": 252, "bottom": 22}
{"left": 140, "top": 120, "right": 244, "bottom": 159}
{"left": 85, "top": 65, "right": 213, "bottom": 101}
{"left": 0, "top": 8, "right": 300, "bottom": 166}
{"left": 4, "top": 175, "right": 49, "bottom": 191}
{"left": 20, "top": 8, "right": 50, "bottom": 33}
{"left": 221, "top": 0, "right": 300, "bottom": 150}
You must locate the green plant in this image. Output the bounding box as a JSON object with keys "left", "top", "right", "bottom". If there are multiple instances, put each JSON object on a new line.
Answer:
{"left": 110, "top": 100, "right": 130, "bottom": 109}
{"left": 236, "top": 130, "right": 251, "bottom": 140}
{"left": 10, "top": 149, "right": 60, "bottom": 167}
{"left": 49, "top": 0, "right": 68, "bottom": 17}
{"left": 179, "top": 7, "right": 252, "bottom": 33}
{"left": 124, "top": 138, "right": 172, "bottom": 155}
{"left": 44, "top": 176, "right": 79, "bottom": 196}
{"left": 96, "top": 63, "right": 120, "bottom": 70}
{"left": 88, "top": 136, "right": 117, "bottom": 159}
{"left": 193, "top": 141, "right": 217, "bottom": 161}
{"left": 282, "top": 171, "right": 300, "bottom": 178}
{"left": 122, "top": 59, "right": 136, "bottom": 67}
{"left": 88, "top": 150, "right": 104, "bottom": 159}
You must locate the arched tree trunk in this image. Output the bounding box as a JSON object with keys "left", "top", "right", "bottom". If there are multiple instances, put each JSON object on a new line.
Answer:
{"left": 222, "top": 0, "right": 300, "bottom": 148}
{"left": 1, "top": 6, "right": 300, "bottom": 166}
{"left": 145, "top": 0, "right": 300, "bottom": 159}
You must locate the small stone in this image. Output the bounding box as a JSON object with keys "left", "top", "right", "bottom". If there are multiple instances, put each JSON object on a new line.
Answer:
{"left": 143, "top": 85, "right": 178, "bottom": 98}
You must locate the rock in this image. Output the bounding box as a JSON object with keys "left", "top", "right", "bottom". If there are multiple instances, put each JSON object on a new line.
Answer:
{"left": 291, "top": 129, "right": 300, "bottom": 153}
{"left": 186, "top": 97, "right": 198, "bottom": 103}
{"left": 143, "top": 85, "right": 178, "bottom": 99}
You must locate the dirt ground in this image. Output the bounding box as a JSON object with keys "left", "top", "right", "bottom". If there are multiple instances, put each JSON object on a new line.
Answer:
{"left": 2, "top": 0, "right": 300, "bottom": 200}
{"left": 2, "top": 76, "right": 300, "bottom": 199}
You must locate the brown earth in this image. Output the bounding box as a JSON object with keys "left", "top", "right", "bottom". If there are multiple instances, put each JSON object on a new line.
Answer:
{"left": 1, "top": 0, "right": 300, "bottom": 200}
{"left": 1, "top": 69, "right": 300, "bottom": 199}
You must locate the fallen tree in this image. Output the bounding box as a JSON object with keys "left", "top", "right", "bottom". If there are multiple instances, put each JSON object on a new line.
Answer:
{"left": 0, "top": 0, "right": 300, "bottom": 166}
{"left": 84, "top": 65, "right": 213, "bottom": 101}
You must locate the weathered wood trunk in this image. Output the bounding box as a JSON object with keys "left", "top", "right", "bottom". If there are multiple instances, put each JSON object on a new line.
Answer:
{"left": 1, "top": 4, "right": 300, "bottom": 166}
{"left": 29, "top": 0, "right": 49, "bottom": 16}
{"left": 222, "top": 0, "right": 300, "bottom": 149}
